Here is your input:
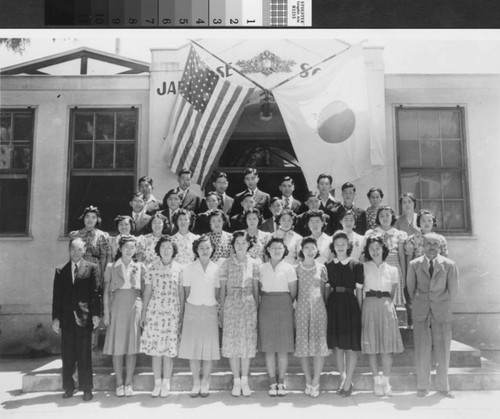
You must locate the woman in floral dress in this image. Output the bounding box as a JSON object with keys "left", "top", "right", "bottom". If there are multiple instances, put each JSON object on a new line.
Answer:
{"left": 171, "top": 209, "right": 200, "bottom": 265}
{"left": 405, "top": 209, "right": 448, "bottom": 261}
{"left": 136, "top": 213, "right": 168, "bottom": 267}
{"left": 206, "top": 209, "right": 232, "bottom": 263}
{"left": 107, "top": 215, "right": 135, "bottom": 263}
{"left": 220, "top": 231, "right": 260, "bottom": 397}
{"left": 244, "top": 208, "right": 271, "bottom": 262}
{"left": 365, "top": 206, "right": 408, "bottom": 307}
{"left": 140, "top": 236, "right": 184, "bottom": 398}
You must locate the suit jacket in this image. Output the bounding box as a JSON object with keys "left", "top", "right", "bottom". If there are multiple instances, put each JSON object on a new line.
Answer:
{"left": 52, "top": 260, "right": 100, "bottom": 329}
{"left": 282, "top": 196, "right": 302, "bottom": 214}
{"left": 407, "top": 254, "right": 459, "bottom": 323}
{"left": 177, "top": 188, "right": 202, "bottom": 214}
{"left": 260, "top": 217, "right": 278, "bottom": 234}
{"left": 104, "top": 259, "right": 147, "bottom": 292}
{"left": 132, "top": 212, "right": 151, "bottom": 236}
{"left": 319, "top": 197, "right": 340, "bottom": 215}
{"left": 198, "top": 193, "right": 235, "bottom": 215}
{"left": 330, "top": 204, "right": 367, "bottom": 236}
{"left": 231, "top": 188, "right": 271, "bottom": 218}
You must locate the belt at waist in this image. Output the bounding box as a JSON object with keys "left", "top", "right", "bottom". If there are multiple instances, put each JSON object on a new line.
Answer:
{"left": 365, "top": 290, "right": 391, "bottom": 298}
{"left": 334, "top": 286, "right": 354, "bottom": 293}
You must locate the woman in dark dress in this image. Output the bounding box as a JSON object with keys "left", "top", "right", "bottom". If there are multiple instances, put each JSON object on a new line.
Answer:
{"left": 325, "top": 231, "right": 364, "bottom": 396}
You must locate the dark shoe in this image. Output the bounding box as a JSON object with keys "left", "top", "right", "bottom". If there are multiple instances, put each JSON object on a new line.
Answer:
{"left": 342, "top": 384, "right": 353, "bottom": 397}
{"left": 62, "top": 389, "right": 76, "bottom": 399}
{"left": 336, "top": 386, "right": 345, "bottom": 396}
{"left": 82, "top": 391, "right": 93, "bottom": 401}
{"left": 438, "top": 390, "right": 455, "bottom": 399}
{"left": 417, "top": 389, "right": 429, "bottom": 397}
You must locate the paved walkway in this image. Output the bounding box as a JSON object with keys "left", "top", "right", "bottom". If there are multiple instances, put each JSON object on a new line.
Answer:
{"left": 1, "top": 358, "right": 498, "bottom": 419}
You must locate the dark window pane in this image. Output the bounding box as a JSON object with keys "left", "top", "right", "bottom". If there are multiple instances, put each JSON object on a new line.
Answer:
{"left": 442, "top": 172, "right": 463, "bottom": 199}
{"left": 440, "top": 110, "right": 460, "bottom": 139}
{"left": 67, "top": 175, "right": 135, "bottom": 232}
{"left": 399, "top": 140, "right": 420, "bottom": 167}
{"left": 12, "top": 145, "right": 31, "bottom": 170}
{"left": 1, "top": 114, "right": 12, "bottom": 143}
{"left": 219, "top": 139, "right": 298, "bottom": 168}
{"left": 420, "top": 172, "right": 442, "bottom": 199}
{"left": 444, "top": 201, "right": 466, "bottom": 230}
{"left": 418, "top": 110, "right": 440, "bottom": 139}
{"left": 0, "top": 145, "right": 12, "bottom": 169}
{"left": 398, "top": 110, "right": 418, "bottom": 141}
{"left": 116, "top": 113, "right": 136, "bottom": 140}
{"left": 73, "top": 142, "right": 93, "bottom": 169}
{"left": 442, "top": 140, "right": 463, "bottom": 167}
{"left": 400, "top": 171, "right": 420, "bottom": 198}
{"left": 0, "top": 178, "right": 28, "bottom": 233}
{"left": 421, "top": 140, "right": 442, "bottom": 167}
{"left": 421, "top": 200, "right": 444, "bottom": 229}
{"left": 96, "top": 114, "right": 115, "bottom": 141}
{"left": 116, "top": 143, "right": 135, "bottom": 169}
{"left": 13, "top": 114, "right": 34, "bottom": 142}
{"left": 95, "top": 142, "right": 114, "bottom": 169}
{"left": 74, "top": 114, "right": 94, "bottom": 140}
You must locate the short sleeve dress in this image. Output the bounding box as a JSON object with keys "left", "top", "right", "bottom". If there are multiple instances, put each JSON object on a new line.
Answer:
{"left": 140, "top": 259, "right": 183, "bottom": 357}
{"left": 404, "top": 231, "right": 448, "bottom": 260}
{"left": 220, "top": 256, "right": 260, "bottom": 358}
{"left": 207, "top": 231, "right": 233, "bottom": 263}
{"left": 137, "top": 233, "right": 162, "bottom": 267}
{"left": 171, "top": 231, "right": 200, "bottom": 266}
{"left": 69, "top": 228, "right": 109, "bottom": 284}
{"left": 294, "top": 262, "right": 331, "bottom": 357}
{"left": 325, "top": 258, "right": 364, "bottom": 351}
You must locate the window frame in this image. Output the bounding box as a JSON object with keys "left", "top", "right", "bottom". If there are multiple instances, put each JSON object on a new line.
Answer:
{"left": 395, "top": 105, "right": 472, "bottom": 235}
{"left": 0, "top": 107, "right": 35, "bottom": 237}
{"left": 66, "top": 107, "right": 138, "bottom": 234}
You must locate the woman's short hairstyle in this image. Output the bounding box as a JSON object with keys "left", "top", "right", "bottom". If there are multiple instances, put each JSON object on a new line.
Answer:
{"left": 138, "top": 175, "right": 154, "bottom": 187}
{"left": 416, "top": 209, "right": 437, "bottom": 228}
{"left": 205, "top": 191, "right": 221, "bottom": 203}
{"left": 305, "top": 210, "right": 325, "bottom": 227}
{"left": 154, "top": 235, "right": 178, "bottom": 258}
{"left": 367, "top": 187, "right": 384, "bottom": 199}
{"left": 399, "top": 192, "right": 418, "bottom": 209}
{"left": 192, "top": 234, "right": 216, "bottom": 259}
{"left": 144, "top": 213, "right": 169, "bottom": 234}
{"left": 79, "top": 205, "right": 102, "bottom": 227}
{"left": 340, "top": 209, "right": 357, "bottom": 223}
{"left": 329, "top": 231, "right": 353, "bottom": 257}
{"left": 244, "top": 208, "right": 262, "bottom": 227}
{"left": 363, "top": 234, "right": 390, "bottom": 262}
{"left": 298, "top": 236, "right": 320, "bottom": 259}
{"left": 115, "top": 235, "right": 137, "bottom": 261}
{"left": 304, "top": 190, "right": 318, "bottom": 201}
{"left": 375, "top": 206, "right": 397, "bottom": 226}
{"left": 264, "top": 236, "right": 289, "bottom": 259}
{"left": 162, "top": 188, "right": 180, "bottom": 209}
{"left": 230, "top": 230, "right": 254, "bottom": 251}
{"left": 114, "top": 215, "right": 135, "bottom": 234}
{"left": 207, "top": 208, "right": 228, "bottom": 224}
{"left": 275, "top": 209, "right": 296, "bottom": 225}
{"left": 173, "top": 208, "right": 192, "bottom": 226}
{"left": 269, "top": 196, "right": 282, "bottom": 206}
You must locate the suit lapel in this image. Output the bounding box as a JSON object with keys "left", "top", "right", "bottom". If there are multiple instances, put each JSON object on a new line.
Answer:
{"left": 419, "top": 258, "right": 432, "bottom": 279}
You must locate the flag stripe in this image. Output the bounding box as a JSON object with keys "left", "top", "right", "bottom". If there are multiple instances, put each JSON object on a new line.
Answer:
{"left": 169, "top": 100, "right": 191, "bottom": 164}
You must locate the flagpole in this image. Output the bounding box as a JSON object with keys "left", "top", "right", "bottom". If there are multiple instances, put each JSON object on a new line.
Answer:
{"left": 189, "top": 39, "right": 268, "bottom": 92}
{"left": 268, "top": 44, "right": 354, "bottom": 92}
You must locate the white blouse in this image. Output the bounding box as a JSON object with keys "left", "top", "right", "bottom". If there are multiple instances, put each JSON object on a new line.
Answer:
{"left": 181, "top": 259, "right": 220, "bottom": 306}
{"left": 363, "top": 261, "right": 398, "bottom": 293}
{"left": 259, "top": 261, "right": 297, "bottom": 292}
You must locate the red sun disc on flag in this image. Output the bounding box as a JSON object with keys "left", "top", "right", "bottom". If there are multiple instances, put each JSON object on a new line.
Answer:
{"left": 317, "top": 101, "right": 356, "bottom": 144}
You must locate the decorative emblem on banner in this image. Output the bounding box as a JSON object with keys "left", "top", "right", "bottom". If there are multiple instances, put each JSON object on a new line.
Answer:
{"left": 236, "top": 51, "right": 296, "bottom": 77}
{"left": 0, "top": 145, "right": 11, "bottom": 169}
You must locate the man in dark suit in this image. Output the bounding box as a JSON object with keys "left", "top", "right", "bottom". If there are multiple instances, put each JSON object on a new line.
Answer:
{"left": 130, "top": 193, "right": 151, "bottom": 235}
{"left": 52, "top": 237, "right": 100, "bottom": 401}
{"left": 198, "top": 172, "right": 235, "bottom": 215}
{"left": 176, "top": 168, "right": 202, "bottom": 213}
{"left": 330, "top": 182, "right": 367, "bottom": 235}
{"left": 278, "top": 176, "right": 302, "bottom": 214}
{"left": 316, "top": 173, "right": 340, "bottom": 216}
{"left": 260, "top": 197, "right": 283, "bottom": 233}
{"left": 407, "top": 233, "right": 459, "bottom": 398}
{"left": 231, "top": 168, "right": 271, "bottom": 218}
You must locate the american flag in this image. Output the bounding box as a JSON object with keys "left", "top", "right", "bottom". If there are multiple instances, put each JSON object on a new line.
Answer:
{"left": 167, "top": 46, "right": 255, "bottom": 185}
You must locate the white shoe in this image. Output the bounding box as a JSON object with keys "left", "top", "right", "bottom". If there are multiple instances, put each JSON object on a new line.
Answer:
{"left": 382, "top": 376, "right": 392, "bottom": 396}
{"left": 160, "top": 379, "right": 170, "bottom": 397}
{"left": 304, "top": 383, "right": 312, "bottom": 396}
{"left": 151, "top": 379, "right": 162, "bottom": 397}
{"left": 124, "top": 384, "right": 133, "bottom": 397}
{"left": 373, "top": 376, "right": 384, "bottom": 397}
{"left": 268, "top": 383, "right": 278, "bottom": 397}
{"left": 277, "top": 383, "right": 287, "bottom": 396}
{"left": 116, "top": 385, "right": 125, "bottom": 397}
{"left": 310, "top": 384, "right": 320, "bottom": 398}
{"left": 241, "top": 376, "right": 251, "bottom": 397}
{"left": 232, "top": 378, "right": 241, "bottom": 397}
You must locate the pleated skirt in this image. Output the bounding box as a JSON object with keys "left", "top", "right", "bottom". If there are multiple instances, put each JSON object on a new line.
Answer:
{"left": 361, "top": 296, "right": 404, "bottom": 354}
{"left": 258, "top": 292, "right": 295, "bottom": 353}
{"left": 103, "top": 289, "right": 142, "bottom": 356}
{"left": 178, "top": 303, "right": 220, "bottom": 361}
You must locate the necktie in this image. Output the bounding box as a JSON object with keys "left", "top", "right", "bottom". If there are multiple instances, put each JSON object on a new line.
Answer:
{"left": 220, "top": 194, "right": 224, "bottom": 208}
{"left": 73, "top": 263, "right": 78, "bottom": 283}
{"left": 285, "top": 198, "right": 290, "bottom": 210}
{"left": 429, "top": 259, "right": 434, "bottom": 278}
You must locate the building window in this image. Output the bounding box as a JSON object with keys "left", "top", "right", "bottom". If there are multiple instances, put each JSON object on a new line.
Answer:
{"left": 0, "top": 109, "right": 34, "bottom": 235}
{"left": 67, "top": 108, "right": 137, "bottom": 233}
{"left": 396, "top": 107, "right": 470, "bottom": 234}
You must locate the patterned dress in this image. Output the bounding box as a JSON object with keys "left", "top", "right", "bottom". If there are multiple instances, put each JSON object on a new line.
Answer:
{"left": 140, "top": 259, "right": 183, "bottom": 357}
{"left": 404, "top": 231, "right": 448, "bottom": 260}
{"left": 365, "top": 227, "right": 408, "bottom": 306}
{"left": 172, "top": 231, "right": 200, "bottom": 265}
{"left": 365, "top": 206, "right": 379, "bottom": 231}
{"left": 294, "top": 262, "right": 331, "bottom": 357}
{"left": 69, "top": 228, "right": 109, "bottom": 284}
{"left": 137, "top": 233, "right": 162, "bottom": 267}
{"left": 220, "top": 256, "right": 260, "bottom": 358}
{"left": 272, "top": 229, "right": 302, "bottom": 265}
{"left": 207, "top": 231, "right": 233, "bottom": 263}
{"left": 246, "top": 230, "right": 271, "bottom": 261}
{"left": 344, "top": 230, "right": 365, "bottom": 261}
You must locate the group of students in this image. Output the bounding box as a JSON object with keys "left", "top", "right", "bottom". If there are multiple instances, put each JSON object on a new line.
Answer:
{"left": 52, "top": 167, "right": 458, "bottom": 402}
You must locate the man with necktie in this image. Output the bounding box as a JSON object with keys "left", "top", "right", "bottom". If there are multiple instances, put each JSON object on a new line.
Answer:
{"left": 278, "top": 176, "right": 302, "bottom": 214}
{"left": 407, "top": 233, "right": 459, "bottom": 398}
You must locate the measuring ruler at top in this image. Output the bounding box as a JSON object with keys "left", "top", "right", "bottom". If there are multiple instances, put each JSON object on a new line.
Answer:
{"left": 46, "top": 0, "right": 312, "bottom": 27}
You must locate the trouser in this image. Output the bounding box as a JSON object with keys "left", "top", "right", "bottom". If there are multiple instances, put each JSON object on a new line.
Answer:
{"left": 413, "top": 311, "right": 452, "bottom": 391}
{"left": 61, "top": 322, "right": 93, "bottom": 391}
